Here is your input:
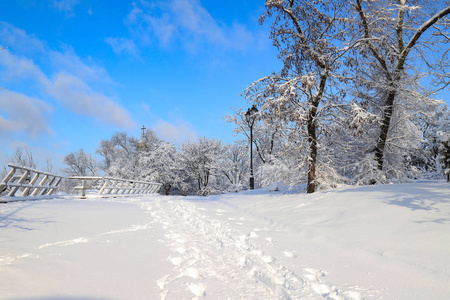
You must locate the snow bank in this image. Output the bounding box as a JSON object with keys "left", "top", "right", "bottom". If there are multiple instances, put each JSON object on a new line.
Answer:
{"left": 0, "top": 181, "right": 449, "bottom": 299}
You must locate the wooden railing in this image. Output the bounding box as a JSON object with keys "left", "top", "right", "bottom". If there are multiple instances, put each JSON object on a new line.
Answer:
{"left": 0, "top": 163, "right": 162, "bottom": 201}
{"left": 69, "top": 176, "right": 162, "bottom": 198}
{"left": 0, "top": 164, "right": 63, "bottom": 198}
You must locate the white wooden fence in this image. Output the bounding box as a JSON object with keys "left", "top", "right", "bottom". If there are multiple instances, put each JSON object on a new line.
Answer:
{"left": 0, "top": 164, "right": 63, "bottom": 199}
{"left": 69, "top": 176, "right": 162, "bottom": 198}
{"left": 0, "top": 163, "right": 162, "bottom": 202}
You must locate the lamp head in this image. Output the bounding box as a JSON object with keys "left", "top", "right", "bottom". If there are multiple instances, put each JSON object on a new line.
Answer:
{"left": 245, "top": 105, "right": 258, "bottom": 124}
{"left": 250, "top": 104, "right": 258, "bottom": 115}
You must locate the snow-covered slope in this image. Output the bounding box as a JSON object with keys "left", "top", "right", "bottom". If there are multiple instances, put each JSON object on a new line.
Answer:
{"left": 0, "top": 181, "right": 449, "bottom": 299}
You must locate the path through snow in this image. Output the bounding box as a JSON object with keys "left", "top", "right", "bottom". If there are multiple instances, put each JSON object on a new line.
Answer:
{"left": 144, "top": 197, "right": 369, "bottom": 299}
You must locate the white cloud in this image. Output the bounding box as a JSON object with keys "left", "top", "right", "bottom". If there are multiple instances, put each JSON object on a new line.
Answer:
{"left": 117, "top": 0, "right": 255, "bottom": 54}
{"left": 154, "top": 120, "right": 199, "bottom": 145}
{"left": 0, "top": 25, "right": 135, "bottom": 130}
{"left": 51, "top": 0, "right": 80, "bottom": 13}
{"left": 50, "top": 46, "right": 113, "bottom": 84}
{"left": 0, "top": 49, "right": 48, "bottom": 84}
{"left": 0, "top": 23, "right": 47, "bottom": 58}
{"left": 170, "top": 0, "right": 227, "bottom": 44}
{"left": 0, "top": 90, "right": 53, "bottom": 138}
{"left": 47, "top": 72, "right": 134, "bottom": 128}
{"left": 105, "top": 37, "right": 139, "bottom": 57}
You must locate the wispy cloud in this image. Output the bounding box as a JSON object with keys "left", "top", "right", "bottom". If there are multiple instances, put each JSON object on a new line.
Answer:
{"left": 0, "top": 22, "right": 135, "bottom": 131}
{"left": 138, "top": 103, "right": 199, "bottom": 145}
{"left": 50, "top": 0, "right": 80, "bottom": 14}
{"left": 105, "top": 37, "right": 140, "bottom": 57}
{"left": 47, "top": 72, "right": 134, "bottom": 128}
{"left": 0, "top": 90, "right": 53, "bottom": 138}
{"left": 154, "top": 119, "right": 199, "bottom": 146}
{"left": 107, "top": 0, "right": 255, "bottom": 55}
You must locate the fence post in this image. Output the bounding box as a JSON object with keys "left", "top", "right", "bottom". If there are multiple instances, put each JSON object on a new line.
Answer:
{"left": 32, "top": 174, "right": 48, "bottom": 196}
{"left": 47, "top": 177, "right": 62, "bottom": 195}
{"left": 0, "top": 168, "right": 16, "bottom": 193}
{"left": 21, "top": 172, "right": 40, "bottom": 196}
{"left": 81, "top": 178, "right": 87, "bottom": 197}
{"left": 99, "top": 178, "right": 110, "bottom": 195}
{"left": 8, "top": 170, "right": 30, "bottom": 197}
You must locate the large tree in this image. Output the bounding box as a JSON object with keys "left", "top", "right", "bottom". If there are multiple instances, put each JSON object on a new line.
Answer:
{"left": 352, "top": 0, "right": 450, "bottom": 172}
{"left": 246, "top": 0, "right": 356, "bottom": 193}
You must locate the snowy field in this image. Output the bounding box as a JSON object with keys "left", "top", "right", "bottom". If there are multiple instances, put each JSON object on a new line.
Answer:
{"left": 1, "top": 181, "right": 449, "bottom": 300}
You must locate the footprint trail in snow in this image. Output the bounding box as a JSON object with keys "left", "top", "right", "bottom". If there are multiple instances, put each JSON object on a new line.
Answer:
{"left": 143, "top": 197, "right": 366, "bottom": 300}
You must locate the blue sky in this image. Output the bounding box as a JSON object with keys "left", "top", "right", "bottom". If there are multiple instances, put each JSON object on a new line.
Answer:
{"left": 0, "top": 1, "right": 448, "bottom": 171}
{"left": 0, "top": 0, "right": 281, "bottom": 169}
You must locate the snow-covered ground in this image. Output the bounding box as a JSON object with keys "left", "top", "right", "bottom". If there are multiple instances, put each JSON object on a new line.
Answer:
{"left": 1, "top": 181, "right": 449, "bottom": 300}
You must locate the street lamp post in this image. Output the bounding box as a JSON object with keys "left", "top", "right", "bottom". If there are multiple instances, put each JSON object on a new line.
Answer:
{"left": 245, "top": 105, "right": 258, "bottom": 190}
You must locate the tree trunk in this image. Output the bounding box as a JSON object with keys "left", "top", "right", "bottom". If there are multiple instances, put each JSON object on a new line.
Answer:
{"left": 306, "top": 137, "right": 317, "bottom": 193}
{"left": 164, "top": 183, "right": 171, "bottom": 195}
{"left": 374, "top": 89, "right": 396, "bottom": 171}
{"left": 306, "top": 102, "right": 319, "bottom": 194}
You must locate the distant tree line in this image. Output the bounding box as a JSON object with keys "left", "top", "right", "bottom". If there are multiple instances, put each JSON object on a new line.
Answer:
{"left": 60, "top": 130, "right": 250, "bottom": 196}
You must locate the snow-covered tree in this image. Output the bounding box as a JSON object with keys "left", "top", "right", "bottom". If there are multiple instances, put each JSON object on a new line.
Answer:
{"left": 437, "top": 109, "right": 450, "bottom": 182}
{"left": 96, "top": 129, "right": 195, "bottom": 195}
{"left": 246, "top": 0, "right": 357, "bottom": 193}
{"left": 225, "top": 108, "right": 302, "bottom": 188}
{"left": 218, "top": 142, "right": 249, "bottom": 192}
{"left": 96, "top": 131, "right": 140, "bottom": 180}
{"left": 61, "top": 148, "right": 99, "bottom": 193}
{"left": 11, "top": 147, "right": 36, "bottom": 169}
{"left": 351, "top": 0, "right": 450, "bottom": 176}
{"left": 180, "top": 137, "right": 224, "bottom": 196}
{"left": 63, "top": 148, "right": 98, "bottom": 177}
{"left": 225, "top": 108, "right": 287, "bottom": 165}
{"left": 138, "top": 131, "right": 183, "bottom": 195}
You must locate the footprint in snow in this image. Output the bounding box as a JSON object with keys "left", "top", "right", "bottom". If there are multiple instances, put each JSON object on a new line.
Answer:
{"left": 304, "top": 268, "right": 328, "bottom": 277}
{"left": 188, "top": 283, "right": 207, "bottom": 297}
{"left": 171, "top": 257, "right": 183, "bottom": 266}
{"left": 344, "top": 290, "right": 362, "bottom": 300}
{"left": 175, "top": 247, "right": 186, "bottom": 254}
{"left": 283, "top": 250, "right": 297, "bottom": 258}
{"left": 262, "top": 255, "right": 274, "bottom": 263}
{"left": 311, "top": 283, "right": 332, "bottom": 295}
{"left": 249, "top": 231, "right": 259, "bottom": 238}
{"left": 185, "top": 267, "right": 200, "bottom": 279}
{"left": 157, "top": 274, "right": 170, "bottom": 290}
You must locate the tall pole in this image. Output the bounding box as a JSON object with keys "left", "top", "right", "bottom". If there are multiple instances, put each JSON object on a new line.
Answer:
{"left": 246, "top": 105, "right": 258, "bottom": 190}
{"left": 249, "top": 122, "right": 254, "bottom": 190}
